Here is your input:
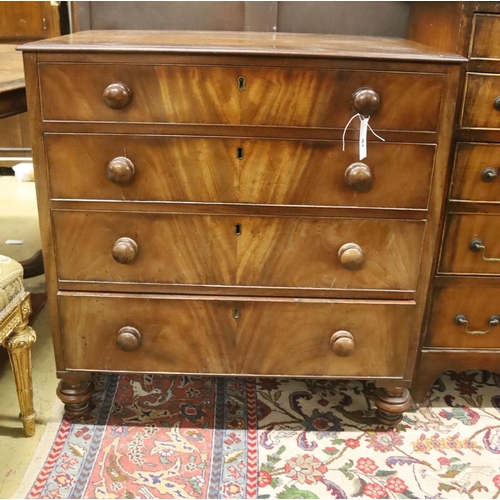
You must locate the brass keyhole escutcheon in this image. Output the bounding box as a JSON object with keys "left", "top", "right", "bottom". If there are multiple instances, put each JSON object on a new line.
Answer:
{"left": 235, "top": 224, "right": 242, "bottom": 236}
{"left": 238, "top": 77, "right": 246, "bottom": 90}
{"left": 237, "top": 147, "right": 244, "bottom": 160}
{"left": 233, "top": 308, "right": 241, "bottom": 319}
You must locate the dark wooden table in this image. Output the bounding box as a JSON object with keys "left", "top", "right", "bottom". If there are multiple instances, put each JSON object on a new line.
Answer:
{"left": 0, "top": 44, "right": 43, "bottom": 278}
{"left": 0, "top": 44, "right": 26, "bottom": 119}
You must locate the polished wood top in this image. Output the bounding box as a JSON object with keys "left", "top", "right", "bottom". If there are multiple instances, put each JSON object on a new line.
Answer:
{"left": 19, "top": 30, "right": 465, "bottom": 63}
{"left": 0, "top": 44, "right": 24, "bottom": 94}
{"left": 0, "top": 44, "right": 27, "bottom": 119}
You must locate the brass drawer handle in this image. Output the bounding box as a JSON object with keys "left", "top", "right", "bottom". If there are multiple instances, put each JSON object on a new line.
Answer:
{"left": 454, "top": 314, "right": 500, "bottom": 335}
{"left": 494, "top": 96, "right": 500, "bottom": 112}
{"left": 481, "top": 167, "right": 499, "bottom": 182}
{"left": 330, "top": 330, "right": 355, "bottom": 357}
{"left": 469, "top": 238, "right": 500, "bottom": 262}
{"left": 117, "top": 326, "right": 141, "bottom": 351}
{"left": 103, "top": 82, "right": 133, "bottom": 109}
{"left": 351, "top": 88, "right": 380, "bottom": 117}
{"left": 344, "top": 162, "right": 372, "bottom": 192}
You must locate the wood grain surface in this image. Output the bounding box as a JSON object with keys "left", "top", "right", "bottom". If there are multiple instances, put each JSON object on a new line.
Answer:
{"left": 52, "top": 210, "right": 424, "bottom": 291}
{"left": 20, "top": 30, "right": 465, "bottom": 62}
{"left": 439, "top": 214, "right": 500, "bottom": 275}
{"left": 58, "top": 293, "right": 415, "bottom": 378}
{"left": 426, "top": 285, "right": 500, "bottom": 349}
{"left": 450, "top": 142, "right": 500, "bottom": 202}
{"left": 461, "top": 73, "right": 500, "bottom": 129}
{"left": 45, "top": 134, "right": 436, "bottom": 209}
{"left": 39, "top": 63, "right": 445, "bottom": 131}
{"left": 470, "top": 13, "right": 500, "bottom": 59}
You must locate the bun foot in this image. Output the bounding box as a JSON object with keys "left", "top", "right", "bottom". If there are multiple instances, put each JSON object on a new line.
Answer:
{"left": 374, "top": 386, "right": 412, "bottom": 425}
{"left": 57, "top": 377, "right": 95, "bottom": 416}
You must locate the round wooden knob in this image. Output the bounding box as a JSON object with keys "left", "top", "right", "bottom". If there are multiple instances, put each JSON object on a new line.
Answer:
{"left": 338, "top": 243, "right": 364, "bottom": 270}
{"left": 344, "top": 162, "right": 373, "bottom": 192}
{"left": 494, "top": 96, "right": 500, "bottom": 112}
{"left": 103, "top": 82, "right": 132, "bottom": 109}
{"left": 352, "top": 88, "right": 380, "bottom": 116}
{"left": 112, "top": 237, "right": 138, "bottom": 264}
{"left": 106, "top": 157, "right": 135, "bottom": 184}
{"left": 330, "top": 330, "right": 355, "bottom": 357}
{"left": 117, "top": 326, "right": 141, "bottom": 352}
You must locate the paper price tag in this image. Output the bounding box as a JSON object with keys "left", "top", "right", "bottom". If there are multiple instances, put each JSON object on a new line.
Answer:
{"left": 359, "top": 117, "right": 369, "bottom": 160}
{"left": 342, "top": 113, "right": 385, "bottom": 160}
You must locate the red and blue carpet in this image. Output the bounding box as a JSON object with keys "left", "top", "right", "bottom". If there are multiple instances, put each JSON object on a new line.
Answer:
{"left": 18, "top": 371, "right": 500, "bottom": 499}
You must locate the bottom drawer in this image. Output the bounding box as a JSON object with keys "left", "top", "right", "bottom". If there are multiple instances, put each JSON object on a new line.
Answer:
{"left": 58, "top": 293, "right": 415, "bottom": 378}
{"left": 426, "top": 286, "right": 500, "bottom": 349}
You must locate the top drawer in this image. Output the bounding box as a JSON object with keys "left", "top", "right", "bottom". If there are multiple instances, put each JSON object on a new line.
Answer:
{"left": 470, "top": 14, "right": 500, "bottom": 60}
{"left": 38, "top": 63, "right": 445, "bottom": 131}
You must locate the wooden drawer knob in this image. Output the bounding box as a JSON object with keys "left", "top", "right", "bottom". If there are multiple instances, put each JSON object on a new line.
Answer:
{"left": 344, "top": 162, "right": 373, "bottom": 192}
{"left": 106, "top": 157, "right": 135, "bottom": 184}
{"left": 338, "top": 242, "right": 364, "bottom": 270}
{"left": 112, "top": 237, "right": 138, "bottom": 264}
{"left": 494, "top": 96, "right": 500, "bottom": 112}
{"left": 351, "top": 88, "right": 380, "bottom": 116}
{"left": 117, "top": 326, "right": 141, "bottom": 352}
{"left": 330, "top": 330, "right": 355, "bottom": 357}
{"left": 103, "top": 82, "right": 132, "bottom": 109}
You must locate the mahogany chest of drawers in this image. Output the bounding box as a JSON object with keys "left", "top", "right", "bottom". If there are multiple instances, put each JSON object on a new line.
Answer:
{"left": 410, "top": 3, "right": 500, "bottom": 401}
{"left": 21, "top": 31, "right": 463, "bottom": 424}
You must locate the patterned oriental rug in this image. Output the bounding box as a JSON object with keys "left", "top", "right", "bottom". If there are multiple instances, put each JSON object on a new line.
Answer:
{"left": 17, "top": 371, "right": 500, "bottom": 499}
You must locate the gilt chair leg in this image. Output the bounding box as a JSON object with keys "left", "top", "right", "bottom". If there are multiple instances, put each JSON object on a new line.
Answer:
{"left": 3, "top": 323, "right": 37, "bottom": 437}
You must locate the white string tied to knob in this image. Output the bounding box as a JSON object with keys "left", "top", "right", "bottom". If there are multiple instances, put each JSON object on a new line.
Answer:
{"left": 342, "top": 113, "right": 385, "bottom": 160}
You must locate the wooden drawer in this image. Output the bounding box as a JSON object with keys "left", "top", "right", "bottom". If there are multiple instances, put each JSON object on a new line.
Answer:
{"left": 439, "top": 214, "right": 500, "bottom": 275}
{"left": 426, "top": 286, "right": 500, "bottom": 349}
{"left": 450, "top": 143, "right": 500, "bottom": 203}
{"left": 59, "top": 293, "right": 415, "bottom": 378}
{"left": 39, "top": 63, "right": 445, "bottom": 131}
{"left": 46, "top": 134, "right": 436, "bottom": 209}
{"left": 460, "top": 73, "right": 500, "bottom": 129}
{"left": 470, "top": 14, "right": 500, "bottom": 60}
{"left": 52, "top": 211, "right": 424, "bottom": 291}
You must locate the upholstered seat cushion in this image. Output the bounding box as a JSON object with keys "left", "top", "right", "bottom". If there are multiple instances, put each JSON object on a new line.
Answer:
{"left": 0, "top": 255, "right": 24, "bottom": 313}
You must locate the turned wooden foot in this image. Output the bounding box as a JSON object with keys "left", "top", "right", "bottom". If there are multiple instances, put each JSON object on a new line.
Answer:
{"left": 3, "top": 323, "right": 37, "bottom": 437}
{"left": 374, "top": 386, "right": 412, "bottom": 426}
{"left": 57, "top": 376, "right": 95, "bottom": 416}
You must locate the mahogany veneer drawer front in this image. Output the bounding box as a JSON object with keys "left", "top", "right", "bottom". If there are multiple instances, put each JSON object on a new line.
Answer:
{"left": 59, "top": 293, "right": 415, "bottom": 378}
{"left": 45, "top": 134, "right": 436, "bottom": 209}
{"left": 470, "top": 14, "right": 500, "bottom": 60}
{"left": 460, "top": 73, "right": 500, "bottom": 129}
{"left": 426, "top": 286, "right": 500, "bottom": 349}
{"left": 439, "top": 214, "right": 500, "bottom": 275}
{"left": 450, "top": 143, "right": 500, "bottom": 202}
{"left": 53, "top": 211, "right": 424, "bottom": 291}
{"left": 39, "top": 63, "right": 445, "bottom": 131}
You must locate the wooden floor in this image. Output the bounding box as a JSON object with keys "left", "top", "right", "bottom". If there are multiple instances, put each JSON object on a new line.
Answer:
{"left": 0, "top": 174, "right": 58, "bottom": 498}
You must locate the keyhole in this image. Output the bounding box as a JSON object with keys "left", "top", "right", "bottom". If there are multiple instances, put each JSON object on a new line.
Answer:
{"left": 238, "top": 77, "right": 246, "bottom": 90}
{"left": 235, "top": 224, "right": 242, "bottom": 236}
{"left": 237, "top": 147, "right": 244, "bottom": 160}
{"left": 233, "top": 308, "right": 241, "bottom": 319}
